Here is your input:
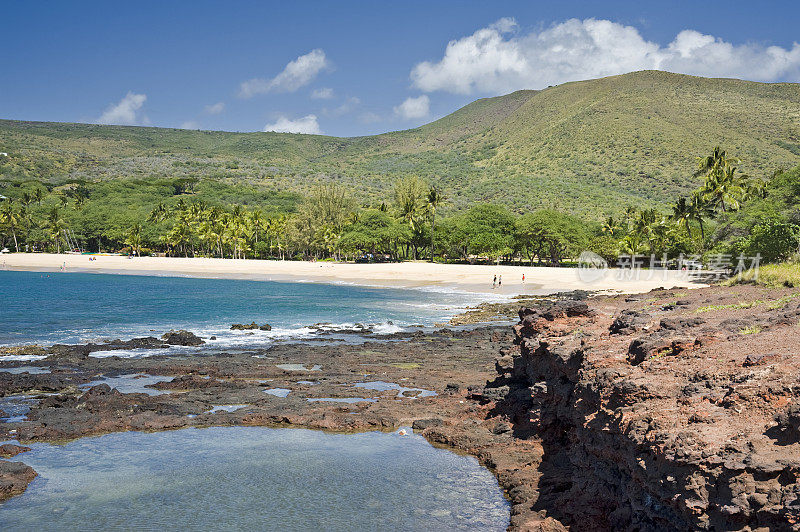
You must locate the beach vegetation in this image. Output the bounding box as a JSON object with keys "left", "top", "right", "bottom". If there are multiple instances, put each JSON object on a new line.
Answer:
{"left": 0, "top": 135, "right": 797, "bottom": 269}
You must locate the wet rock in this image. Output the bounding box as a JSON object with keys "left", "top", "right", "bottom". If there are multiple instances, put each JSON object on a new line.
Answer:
{"left": 412, "top": 418, "right": 444, "bottom": 430}
{"left": 150, "top": 375, "right": 223, "bottom": 390}
{"left": 46, "top": 343, "right": 91, "bottom": 360}
{"left": 0, "top": 460, "right": 36, "bottom": 502}
{"left": 80, "top": 383, "right": 122, "bottom": 399}
{"left": 45, "top": 336, "right": 169, "bottom": 361}
{"left": 161, "top": 330, "right": 204, "bottom": 346}
{"left": 123, "top": 337, "right": 167, "bottom": 349}
{"left": 230, "top": 322, "right": 260, "bottom": 330}
{"left": 0, "top": 444, "right": 30, "bottom": 459}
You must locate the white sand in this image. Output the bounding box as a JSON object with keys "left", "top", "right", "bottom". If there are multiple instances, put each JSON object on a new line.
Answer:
{"left": 0, "top": 253, "right": 704, "bottom": 297}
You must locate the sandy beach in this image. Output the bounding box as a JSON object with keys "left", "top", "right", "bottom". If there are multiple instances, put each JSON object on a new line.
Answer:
{"left": 0, "top": 253, "right": 704, "bottom": 295}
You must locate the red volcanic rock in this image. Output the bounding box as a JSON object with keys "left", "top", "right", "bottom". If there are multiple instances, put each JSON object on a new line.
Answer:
{"left": 488, "top": 285, "right": 800, "bottom": 530}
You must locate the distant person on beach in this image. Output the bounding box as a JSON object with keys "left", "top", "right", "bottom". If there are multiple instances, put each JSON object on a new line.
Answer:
{"left": 492, "top": 275, "right": 497, "bottom": 289}
{"left": 522, "top": 273, "right": 525, "bottom": 283}
{"left": 498, "top": 275, "right": 502, "bottom": 287}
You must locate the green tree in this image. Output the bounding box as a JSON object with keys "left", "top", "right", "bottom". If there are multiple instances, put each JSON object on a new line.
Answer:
{"left": 735, "top": 216, "right": 798, "bottom": 263}
{"left": 46, "top": 206, "right": 66, "bottom": 253}
{"left": 33, "top": 187, "right": 44, "bottom": 206}
{"left": 688, "top": 191, "right": 714, "bottom": 243}
{"left": 393, "top": 176, "right": 427, "bottom": 259}
{"left": 125, "top": 223, "right": 143, "bottom": 256}
{"left": 338, "top": 210, "right": 408, "bottom": 258}
{"left": 672, "top": 197, "right": 693, "bottom": 238}
{"left": 0, "top": 201, "right": 21, "bottom": 252}
{"left": 426, "top": 186, "right": 446, "bottom": 262}
{"left": 515, "top": 210, "right": 589, "bottom": 265}
{"left": 462, "top": 204, "right": 515, "bottom": 262}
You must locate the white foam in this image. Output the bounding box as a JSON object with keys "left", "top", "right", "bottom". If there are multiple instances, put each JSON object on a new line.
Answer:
{"left": 371, "top": 322, "right": 404, "bottom": 335}
{"left": 0, "top": 354, "right": 47, "bottom": 362}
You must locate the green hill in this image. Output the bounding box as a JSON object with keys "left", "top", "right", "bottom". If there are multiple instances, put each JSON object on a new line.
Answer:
{"left": 2, "top": 70, "right": 799, "bottom": 217}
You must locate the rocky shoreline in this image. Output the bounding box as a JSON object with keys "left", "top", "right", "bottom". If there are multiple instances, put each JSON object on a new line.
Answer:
{"left": 1, "top": 285, "right": 799, "bottom": 530}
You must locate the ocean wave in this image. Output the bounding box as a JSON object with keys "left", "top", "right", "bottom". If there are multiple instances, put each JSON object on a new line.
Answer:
{"left": 77, "top": 320, "right": 411, "bottom": 359}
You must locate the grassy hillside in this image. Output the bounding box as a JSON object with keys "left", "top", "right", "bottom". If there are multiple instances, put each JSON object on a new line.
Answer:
{"left": 1, "top": 71, "right": 799, "bottom": 217}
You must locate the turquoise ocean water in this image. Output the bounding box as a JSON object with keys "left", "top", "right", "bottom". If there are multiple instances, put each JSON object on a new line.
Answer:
{"left": 0, "top": 270, "right": 492, "bottom": 356}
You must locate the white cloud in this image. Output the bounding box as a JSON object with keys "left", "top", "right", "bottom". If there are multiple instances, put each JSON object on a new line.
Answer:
{"left": 263, "top": 114, "right": 322, "bottom": 134}
{"left": 204, "top": 102, "right": 225, "bottom": 114}
{"left": 180, "top": 121, "right": 200, "bottom": 130}
{"left": 96, "top": 92, "right": 147, "bottom": 125}
{"left": 311, "top": 87, "right": 334, "bottom": 99}
{"left": 411, "top": 18, "right": 800, "bottom": 94}
{"left": 394, "top": 95, "right": 430, "bottom": 120}
{"left": 240, "top": 49, "right": 329, "bottom": 97}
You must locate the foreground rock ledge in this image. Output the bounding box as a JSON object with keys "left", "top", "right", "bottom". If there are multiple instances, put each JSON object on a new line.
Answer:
{"left": 478, "top": 287, "right": 800, "bottom": 530}
{"left": 1, "top": 285, "right": 799, "bottom": 530}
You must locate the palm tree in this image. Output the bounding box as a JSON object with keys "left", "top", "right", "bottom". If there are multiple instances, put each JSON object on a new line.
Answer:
{"left": 426, "top": 186, "right": 445, "bottom": 262}
{"left": 125, "top": 223, "right": 143, "bottom": 256}
{"left": 0, "top": 201, "right": 20, "bottom": 252}
{"left": 688, "top": 191, "right": 713, "bottom": 243}
{"left": 671, "top": 197, "right": 693, "bottom": 238}
{"left": 694, "top": 146, "right": 738, "bottom": 178}
{"left": 601, "top": 215, "right": 620, "bottom": 237}
{"left": 20, "top": 192, "right": 32, "bottom": 207}
{"left": 393, "top": 176, "right": 426, "bottom": 259}
{"left": 33, "top": 187, "right": 44, "bottom": 206}
{"left": 702, "top": 165, "right": 747, "bottom": 212}
{"left": 149, "top": 202, "right": 169, "bottom": 223}
{"left": 46, "top": 207, "right": 65, "bottom": 253}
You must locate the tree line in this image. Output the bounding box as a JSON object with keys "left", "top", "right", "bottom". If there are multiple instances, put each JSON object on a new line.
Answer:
{"left": 1, "top": 147, "right": 798, "bottom": 266}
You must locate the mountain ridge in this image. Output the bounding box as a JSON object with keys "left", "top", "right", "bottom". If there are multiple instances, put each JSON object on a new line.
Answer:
{"left": 1, "top": 70, "right": 799, "bottom": 216}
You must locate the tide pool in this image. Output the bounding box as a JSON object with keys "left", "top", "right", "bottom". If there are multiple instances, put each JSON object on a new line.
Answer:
{"left": 0, "top": 426, "right": 510, "bottom": 530}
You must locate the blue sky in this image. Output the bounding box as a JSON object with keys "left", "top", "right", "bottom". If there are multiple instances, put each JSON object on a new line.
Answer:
{"left": 1, "top": 1, "right": 799, "bottom": 137}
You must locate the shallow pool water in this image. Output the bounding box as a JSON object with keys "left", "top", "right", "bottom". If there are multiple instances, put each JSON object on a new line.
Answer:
{"left": 0, "top": 396, "right": 37, "bottom": 423}
{"left": 0, "top": 426, "right": 510, "bottom": 530}
{"left": 353, "top": 380, "right": 437, "bottom": 398}
{"left": 205, "top": 404, "right": 249, "bottom": 414}
{"left": 264, "top": 388, "right": 292, "bottom": 397}
{"left": 79, "top": 373, "right": 173, "bottom": 396}
{"left": 276, "top": 363, "right": 322, "bottom": 371}
{"left": 0, "top": 366, "right": 51, "bottom": 375}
